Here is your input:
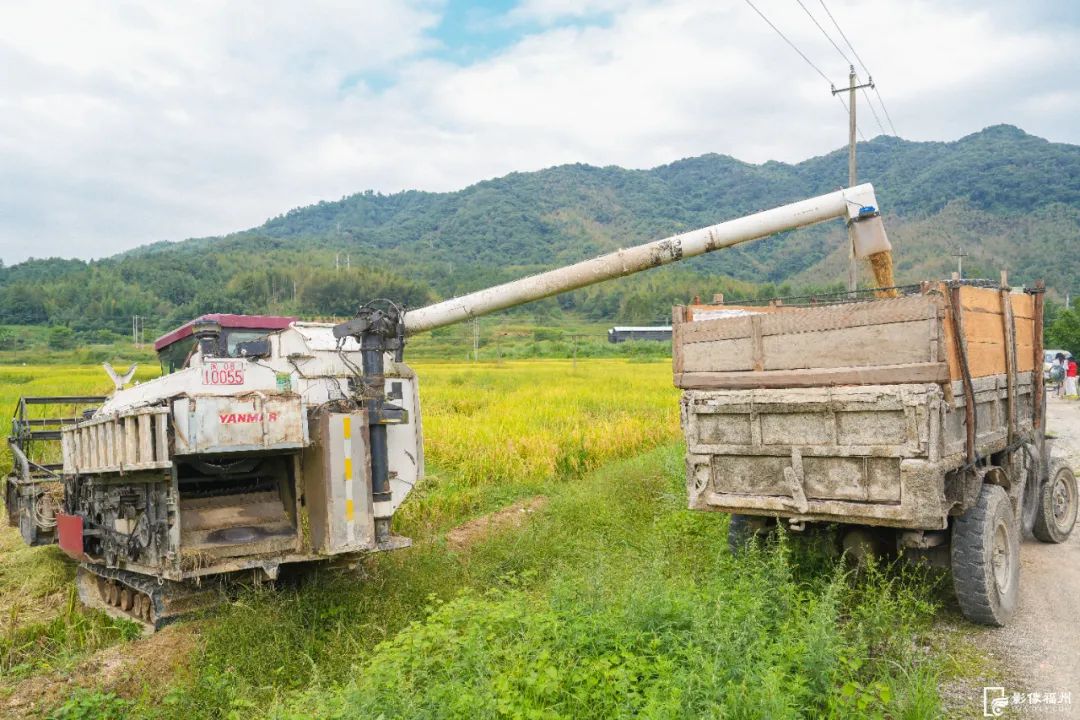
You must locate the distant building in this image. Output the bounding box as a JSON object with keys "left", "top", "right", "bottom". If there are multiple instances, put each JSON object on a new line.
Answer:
{"left": 607, "top": 326, "right": 673, "bottom": 343}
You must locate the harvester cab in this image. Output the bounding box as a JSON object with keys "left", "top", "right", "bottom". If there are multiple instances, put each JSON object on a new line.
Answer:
{"left": 153, "top": 313, "right": 296, "bottom": 374}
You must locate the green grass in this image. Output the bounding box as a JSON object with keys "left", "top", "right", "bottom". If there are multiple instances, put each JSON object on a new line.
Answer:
{"left": 0, "top": 358, "right": 950, "bottom": 718}
{"left": 150, "top": 446, "right": 943, "bottom": 719}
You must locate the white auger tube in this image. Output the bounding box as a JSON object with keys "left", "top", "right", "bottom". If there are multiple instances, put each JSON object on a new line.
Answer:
{"left": 404, "top": 183, "right": 889, "bottom": 335}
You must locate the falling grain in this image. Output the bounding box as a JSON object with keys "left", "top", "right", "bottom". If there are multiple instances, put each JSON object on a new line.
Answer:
{"left": 869, "top": 251, "right": 899, "bottom": 298}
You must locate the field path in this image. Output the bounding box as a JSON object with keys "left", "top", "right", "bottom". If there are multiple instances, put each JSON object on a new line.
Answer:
{"left": 971, "top": 395, "right": 1080, "bottom": 700}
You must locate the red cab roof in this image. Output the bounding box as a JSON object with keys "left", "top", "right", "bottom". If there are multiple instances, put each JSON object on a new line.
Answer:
{"left": 154, "top": 313, "right": 296, "bottom": 352}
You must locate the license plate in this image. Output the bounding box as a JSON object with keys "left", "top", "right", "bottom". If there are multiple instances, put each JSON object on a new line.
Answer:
{"left": 202, "top": 360, "right": 245, "bottom": 386}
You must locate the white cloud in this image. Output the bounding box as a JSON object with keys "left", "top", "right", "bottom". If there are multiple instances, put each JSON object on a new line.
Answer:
{"left": 1, "top": 0, "right": 1078, "bottom": 263}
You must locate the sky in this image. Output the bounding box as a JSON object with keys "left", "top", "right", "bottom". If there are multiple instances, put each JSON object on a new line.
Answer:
{"left": 2, "top": 0, "right": 1079, "bottom": 264}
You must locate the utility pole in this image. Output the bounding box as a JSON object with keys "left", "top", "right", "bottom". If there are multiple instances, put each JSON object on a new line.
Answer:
{"left": 568, "top": 333, "right": 586, "bottom": 372}
{"left": 953, "top": 247, "right": 968, "bottom": 279}
{"left": 132, "top": 315, "right": 144, "bottom": 348}
{"left": 832, "top": 65, "right": 874, "bottom": 294}
{"left": 472, "top": 318, "right": 480, "bottom": 362}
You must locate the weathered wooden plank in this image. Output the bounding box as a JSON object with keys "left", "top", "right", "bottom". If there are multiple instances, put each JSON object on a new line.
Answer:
{"left": 1033, "top": 283, "right": 1045, "bottom": 429}
{"left": 78, "top": 429, "right": 88, "bottom": 470}
{"left": 762, "top": 320, "right": 933, "bottom": 370}
{"left": 674, "top": 362, "right": 950, "bottom": 389}
{"left": 138, "top": 415, "right": 152, "bottom": 465}
{"left": 1014, "top": 318, "right": 1035, "bottom": 349}
{"left": 961, "top": 311, "right": 1006, "bottom": 346}
{"left": 124, "top": 416, "right": 137, "bottom": 469}
{"left": 1016, "top": 343, "right": 1036, "bottom": 373}
{"left": 62, "top": 432, "right": 74, "bottom": 474}
{"left": 680, "top": 314, "right": 754, "bottom": 343}
{"left": 90, "top": 425, "right": 101, "bottom": 471}
{"left": 680, "top": 337, "right": 755, "bottom": 373}
{"left": 963, "top": 342, "right": 1008, "bottom": 378}
{"left": 155, "top": 413, "right": 168, "bottom": 463}
{"left": 948, "top": 283, "right": 977, "bottom": 465}
{"left": 1001, "top": 283, "right": 1018, "bottom": 444}
{"left": 688, "top": 304, "right": 783, "bottom": 320}
{"left": 957, "top": 285, "right": 1035, "bottom": 318}
{"left": 1010, "top": 292, "right": 1034, "bottom": 318}
{"left": 750, "top": 315, "right": 764, "bottom": 372}
{"left": 672, "top": 306, "right": 687, "bottom": 374}
{"left": 758, "top": 294, "right": 941, "bottom": 337}
{"left": 958, "top": 301, "right": 1033, "bottom": 350}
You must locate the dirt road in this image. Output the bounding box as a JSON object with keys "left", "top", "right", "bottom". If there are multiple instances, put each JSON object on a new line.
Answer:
{"left": 973, "top": 395, "right": 1080, "bottom": 703}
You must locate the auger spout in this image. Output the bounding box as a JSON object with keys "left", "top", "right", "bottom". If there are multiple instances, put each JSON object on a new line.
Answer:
{"left": 403, "top": 183, "right": 888, "bottom": 335}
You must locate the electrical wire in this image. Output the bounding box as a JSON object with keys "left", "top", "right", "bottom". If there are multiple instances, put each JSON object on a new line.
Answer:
{"left": 817, "top": 0, "right": 899, "bottom": 136}
{"left": 743, "top": 0, "right": 866, "bottom": 141}
{"left": 794, "top": 0, "right": 849, "bottom": 65}
{"left": 860, "top": 87, "right": 887, "bottom": 137}
{"left": 793, "top": 0, "right": 887, "bottom": 137}
{"left": 817, "top": 0, "right": 870, "bottom": 76}
{"left": 745, "top": 0, "right": 834, "bottom": 86}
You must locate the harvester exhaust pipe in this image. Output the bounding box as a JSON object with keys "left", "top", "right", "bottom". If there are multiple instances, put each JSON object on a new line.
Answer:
{"left": 403, "top": 183, "right": 889, "bottom": 335}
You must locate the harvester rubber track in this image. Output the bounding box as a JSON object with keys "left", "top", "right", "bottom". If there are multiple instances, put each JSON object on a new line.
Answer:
{"left": 76, "top": 564, "right": 221, "bottom": 633}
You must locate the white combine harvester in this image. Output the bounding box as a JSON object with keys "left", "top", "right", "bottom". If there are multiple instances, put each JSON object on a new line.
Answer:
{"left": 5, "top": 186, "right": 893, "bottom": 629}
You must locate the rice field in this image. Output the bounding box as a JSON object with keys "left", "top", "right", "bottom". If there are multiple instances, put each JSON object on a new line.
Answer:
{"left": 0, "top": 359, "right": 951, "bottom": 719}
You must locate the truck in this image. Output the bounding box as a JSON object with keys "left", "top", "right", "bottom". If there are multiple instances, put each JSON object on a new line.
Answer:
{"left": 4, "top": 182, "right": 1071, "bottom": 628}
{"left": 673, "top": 280, "right": 1077, "bottom": 625}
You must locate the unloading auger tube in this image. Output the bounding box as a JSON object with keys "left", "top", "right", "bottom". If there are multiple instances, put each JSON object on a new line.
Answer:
{"left": 333, "top": 183, "right": 892, "bottom": 531}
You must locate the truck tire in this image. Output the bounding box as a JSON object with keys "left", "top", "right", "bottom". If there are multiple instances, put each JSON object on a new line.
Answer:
{"left": 727, "top": 514, "right": 771, "bottom": 554}
{"left": 1032, "top": 460, "right": 1078, "bottom": 544}
{"left": 951, "top": 484, "right": 1019, "bottom": 626}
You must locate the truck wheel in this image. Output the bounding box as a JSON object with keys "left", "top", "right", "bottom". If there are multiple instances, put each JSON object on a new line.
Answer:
{"left": 727, "top": 514, "right": 772, "bottom": 554}
{"left": 951, "top": 484, "right": 1019, "bottom": 626}
{"left": 1032, "top": 460, "right": 1078, "bottom": 544}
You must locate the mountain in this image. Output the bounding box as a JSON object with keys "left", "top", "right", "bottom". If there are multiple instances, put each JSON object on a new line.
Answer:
{"left": 3, "top": 125, "right": 1079, "bottom": 335}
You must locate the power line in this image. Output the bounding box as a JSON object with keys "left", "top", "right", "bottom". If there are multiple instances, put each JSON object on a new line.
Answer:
{"left": 794, "top": 0, "right": 849, "bottom": 65}
{"left": 793, "top": 0, "right": 887, "bottom": 137}
{"left": 860, "top": 86, "right": 887, "bottom": 137}
{"left": 870, "top": 81, "right": 899, "bottom": 137}
{"left": 745, "top": 0, "right": 833, "bottom": 86}
{"left": 818, "top": 0, "right": 899, "bottom": 136}
{"left": 744, "top": 0, "right": 866, "bottom": 140}
{"left": 817, "top": 0, "right": 870, "bottom": 78}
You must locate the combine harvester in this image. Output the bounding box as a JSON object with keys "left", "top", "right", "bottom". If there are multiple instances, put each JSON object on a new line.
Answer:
{"left": 4, "top": 183, "right": 1072, "bottom": 628}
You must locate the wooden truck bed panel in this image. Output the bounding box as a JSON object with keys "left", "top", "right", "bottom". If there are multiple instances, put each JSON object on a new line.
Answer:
{"left": 674, "top": 284, "right": 1039, "bottom": 389}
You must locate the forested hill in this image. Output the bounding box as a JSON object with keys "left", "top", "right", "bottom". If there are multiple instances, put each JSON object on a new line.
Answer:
{"left": 3, "top": 124, "right": 1079, "bottom": 335}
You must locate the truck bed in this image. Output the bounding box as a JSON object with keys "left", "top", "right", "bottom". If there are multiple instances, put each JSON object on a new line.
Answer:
{"left": 675, "top": 283, "right": 1041, "bottom": 529}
